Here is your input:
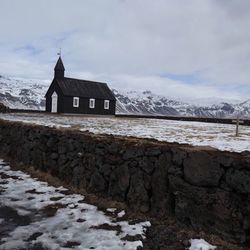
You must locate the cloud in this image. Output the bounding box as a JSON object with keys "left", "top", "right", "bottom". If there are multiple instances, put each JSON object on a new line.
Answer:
{"left": 0, "top": 0, "right": 250, "bottom": 100}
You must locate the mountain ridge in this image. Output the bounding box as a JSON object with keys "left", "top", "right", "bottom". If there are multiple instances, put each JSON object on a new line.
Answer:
{"left": 0, "top": 75, "right": 249, "bottom": 118}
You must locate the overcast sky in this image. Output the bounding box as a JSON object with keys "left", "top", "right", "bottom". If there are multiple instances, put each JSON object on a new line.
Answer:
{"left": 0, "top": 0, "right": 250, "bottom": 101}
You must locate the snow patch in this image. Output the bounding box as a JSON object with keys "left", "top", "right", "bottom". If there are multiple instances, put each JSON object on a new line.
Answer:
{"left": 189, "top": 239, "right": 217, "bottom": 250}
{"left": 0, "top": 160, "right": 150, "bottom": 250}
{"left": 106, "top": 208, "right": 117, "bottom": 213}
{"left": 118, "top": 210, "right": 126, "bottom": 218}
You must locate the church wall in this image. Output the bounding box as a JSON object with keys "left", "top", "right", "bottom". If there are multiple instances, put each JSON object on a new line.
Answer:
{"left": 58, "top": 96, "right": 116, "bottom": 115}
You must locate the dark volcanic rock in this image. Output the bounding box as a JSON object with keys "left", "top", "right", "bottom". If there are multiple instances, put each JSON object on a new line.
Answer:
{"left": 123, "top": 147, "right": 143, "bottom": 160}
{"left": 151, "top": 164, "right": 170, "bottom": 217}
{"left": 145, "top": 147, "right": 161, "bottom": 156}
{"left": 138, "top": 156, "right": 156, "bottom": 174}
{"left": 127, "top": 171, "right": 149, "bottom": 213}
{"left": 172, "top": 148, "right": 187, "bottom": 166}
{"left": 184, "top": 152, "right": 224, "bottom": 187}
{"left": 108, "top": 164, "right": 130, "bottom": 201}
{"left": 169, "top": 176, "right": 246, "bottom": 242}
{"left": 89, "top": 171, "right": 107, "bottom": 193}
{"left": 51, "top": 153, "right": 59, "bottom": 160}
{"left": 225, "top": 169, "right": 250, "bottom": 194}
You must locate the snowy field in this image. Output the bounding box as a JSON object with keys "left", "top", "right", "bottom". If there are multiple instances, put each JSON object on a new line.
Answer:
{"left": 0, "top": 113, "right": 250, "bottom": 152}
{"left": 0, "top": 160, "right": 150, "bottom": 250}
{"left": 0, "top": 113, "right": 249, "bottom": 153}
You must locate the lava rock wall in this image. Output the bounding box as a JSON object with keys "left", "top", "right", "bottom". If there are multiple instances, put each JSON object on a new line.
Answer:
{"left": 0, "top": 119, "right": 249, "bottom": 243}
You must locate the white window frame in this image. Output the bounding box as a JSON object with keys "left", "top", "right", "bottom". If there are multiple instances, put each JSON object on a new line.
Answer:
{"left": 89, "top": 98, "right": 95, "bottom": 109}
{"left": 104, "top": 100, "right": 110, "bottom": 110}
{"left": 73, "top": 97, "right": 79, "bottom": 108}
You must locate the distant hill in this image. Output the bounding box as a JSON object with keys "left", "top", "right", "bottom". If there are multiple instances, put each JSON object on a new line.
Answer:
{"left": 0, "top": 75, "right": 249, "bottom": 118}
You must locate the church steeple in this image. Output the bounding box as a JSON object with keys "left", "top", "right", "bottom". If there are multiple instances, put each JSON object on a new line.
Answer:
{"left": 54, "top": 56, "right": 65, "bottom": 79}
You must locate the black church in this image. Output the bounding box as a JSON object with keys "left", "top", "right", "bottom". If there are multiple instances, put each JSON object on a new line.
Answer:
{"left": 45, "top": 57, "right": 116, "bottom": 115}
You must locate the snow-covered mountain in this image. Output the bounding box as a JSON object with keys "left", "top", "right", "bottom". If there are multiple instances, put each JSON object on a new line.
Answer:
{"left": 0, "top": 75, "right": 49, "bottom": 110}
{"left": 0, "top": 75, "right": 249, "bottom": 118}
{"left": 115, "top": 89, "right": 250, "bottom": 118}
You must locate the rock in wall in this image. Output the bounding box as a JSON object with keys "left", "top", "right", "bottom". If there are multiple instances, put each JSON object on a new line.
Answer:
{"left": 0, "top": 119, "right": 249, "bottom": 244}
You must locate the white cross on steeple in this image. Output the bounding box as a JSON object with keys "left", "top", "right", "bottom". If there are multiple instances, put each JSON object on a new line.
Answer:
{"left": 57, "top": 48, "right": 62, "bottom": 57}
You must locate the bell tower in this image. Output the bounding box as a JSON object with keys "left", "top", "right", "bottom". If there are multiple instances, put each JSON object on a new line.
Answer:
{"left": 54, "top": 56, "right": 65, "bottom": 79}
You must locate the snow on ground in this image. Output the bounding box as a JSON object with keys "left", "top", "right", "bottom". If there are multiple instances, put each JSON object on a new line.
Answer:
{"left": 0, "top": 113, "right": 249, "bottom": 153}
{"left": 189, "top": 239, "right": 217, "bottom": 250}
{"left": 0, "top": 159, "right": 150, "bottom": 250}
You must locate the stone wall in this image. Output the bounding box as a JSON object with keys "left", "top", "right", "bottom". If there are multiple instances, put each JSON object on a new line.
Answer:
{"left": 0, "top": 119, "right": 249, "bottom": 244}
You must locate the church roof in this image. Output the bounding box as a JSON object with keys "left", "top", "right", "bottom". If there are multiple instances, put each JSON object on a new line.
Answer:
{"left": 54, "top": 56, "right": 65, "bottom": 71}
{"left": 55, "top": 77, "right": 116, "bottom": 100}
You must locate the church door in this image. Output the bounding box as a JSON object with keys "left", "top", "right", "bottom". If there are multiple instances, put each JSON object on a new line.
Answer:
{"left": 51, "top": 92, "right": 58, "bottom": 113}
